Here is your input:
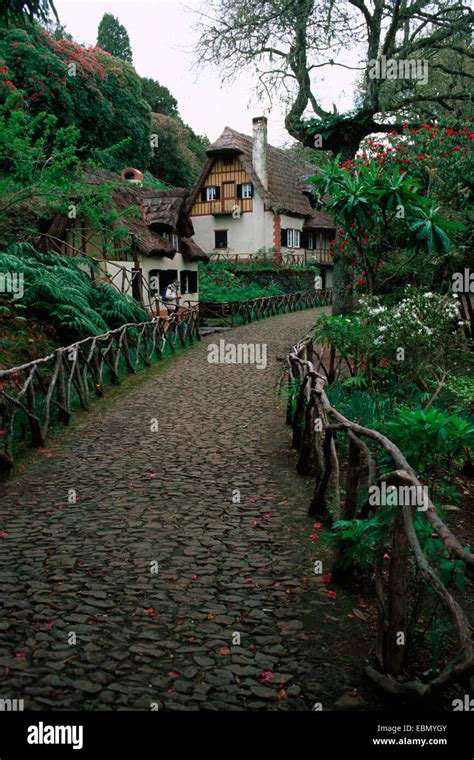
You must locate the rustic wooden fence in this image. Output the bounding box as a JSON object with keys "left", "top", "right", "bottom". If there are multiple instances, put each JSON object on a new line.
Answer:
{"left": 286, "top": 333, "right": 474, "bottom": 699}
{"left": 199, "top": 289, "right": 332, "bottom": 328}
{"left": 0, "top": 307, "right": 200, "bottom": 475}
{"left": 0, "top": 290, "right": 330, "bottom": 473}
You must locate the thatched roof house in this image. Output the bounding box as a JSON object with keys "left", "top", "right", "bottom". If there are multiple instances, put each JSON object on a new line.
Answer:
{"left": 190, "top": 125, "right": 333, "bottom": 228}
{"left": 73, "top": 167, "right": 209, "bottom": 263}
{"left": 187, "top": 117, "right": 335, "bottom": 283}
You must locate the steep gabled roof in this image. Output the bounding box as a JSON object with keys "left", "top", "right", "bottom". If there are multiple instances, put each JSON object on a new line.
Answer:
{"left": 188, "top": 126, "right": 335, "bottom": 229}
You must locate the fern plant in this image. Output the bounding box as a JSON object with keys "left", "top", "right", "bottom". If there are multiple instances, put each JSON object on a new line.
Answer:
{"left": 0, "top": 244, "right": 149, "bottom": 343}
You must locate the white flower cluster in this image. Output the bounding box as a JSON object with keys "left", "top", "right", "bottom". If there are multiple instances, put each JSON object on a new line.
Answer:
{"left": 360, "top": 292, "right": 463, "bottom": 354}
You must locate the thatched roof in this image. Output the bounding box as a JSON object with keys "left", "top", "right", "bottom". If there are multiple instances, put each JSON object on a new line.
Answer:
{"left": 78, "top": 167, "right": 204, "bottom": 259}
{"left": 142, "top": 187, "right": 194, "bottom": 237}
{"left": 188, "top": 127, "right": 335, "bottom": 230}
{"left": 1, "top": 166, "right": 206, "bottom": 262}
{"left": 181, "top": 237, "right": 210, "bottom": 263}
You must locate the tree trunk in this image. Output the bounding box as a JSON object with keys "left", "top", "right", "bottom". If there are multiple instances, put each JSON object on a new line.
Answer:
{"left": 332, "top": 250, "right": 354, "bottom": 316}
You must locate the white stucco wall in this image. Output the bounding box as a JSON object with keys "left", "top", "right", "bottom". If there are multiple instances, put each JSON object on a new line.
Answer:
{"left": 103, "top": 255, "right": 199, "bottom": 311}
{"left": 191, "top": 208, "right": 274, "bottom": 257}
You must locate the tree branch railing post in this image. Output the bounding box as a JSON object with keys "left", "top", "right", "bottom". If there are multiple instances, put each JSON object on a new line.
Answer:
{"left": 286, "top": 331, "right": 474, "bottom": 699}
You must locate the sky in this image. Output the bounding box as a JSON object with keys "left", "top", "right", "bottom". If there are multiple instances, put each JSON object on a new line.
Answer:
{"left": 54, "top": 0, "right": 358, "bottom": 148}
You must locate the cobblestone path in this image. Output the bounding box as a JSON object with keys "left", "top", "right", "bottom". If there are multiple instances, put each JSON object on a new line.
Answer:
{"left": 0, "top": 307, "right": 355, "bottom": 711}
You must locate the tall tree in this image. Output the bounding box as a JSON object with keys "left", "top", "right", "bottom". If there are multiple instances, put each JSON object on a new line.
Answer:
{"left": 196, "top": 0, "right": 473, "bottom": 314}
{"left": 96, "top": 13, "right": 133, "bottom": 63}
{"left": 140, "top": 77, "right": 178, "bottom": 116}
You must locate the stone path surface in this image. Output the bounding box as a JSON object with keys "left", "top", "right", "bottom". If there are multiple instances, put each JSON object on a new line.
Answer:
{"left": 0, "top": 307, "right": 360, "bottom": 711}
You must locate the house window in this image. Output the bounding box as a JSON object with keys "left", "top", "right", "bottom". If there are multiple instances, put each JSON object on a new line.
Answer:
{"left": 287, "top": 229, "right": 301, "bottom": 249}
{"left": 162, "top": 231, "right": 170, "bottom": 240}
{"left": 237, "top": 183, "right": 253, "bottom": 199}
{"left": 171, "top": 234, "right": 179, "bottom": 249}
{"left": 307, "top": 233, "right": 314, "bottom": 250}
{"left": 320, "top": 233, "right": 331, "bottom": 251}
{"left": 149, "top": 269, "right": 178, "bottom": 298}
{"left": 203, "top": 186, "right": 219, "bottom": 202}
{"left": 215, "top": 230, "right": 228, "bottom": 249}
{"left": 180, "top": 270, "right": 198, "bottom": 294}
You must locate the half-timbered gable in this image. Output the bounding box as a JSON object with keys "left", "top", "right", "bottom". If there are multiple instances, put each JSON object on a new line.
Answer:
{"left": 188, "top": 117, "right": 335, "bottom": 286}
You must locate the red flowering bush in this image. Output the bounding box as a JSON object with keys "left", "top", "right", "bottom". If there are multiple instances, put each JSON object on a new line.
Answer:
{"left": 311, "top": 118, "right": 471, "bottom": 296}
{"left": 0, "top": 26, "right": 151, "bottom": 169}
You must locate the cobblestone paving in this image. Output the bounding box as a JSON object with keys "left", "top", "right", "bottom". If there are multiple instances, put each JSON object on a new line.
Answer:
{"left": 0, "top": 307, "right": 348, "bottom": 711}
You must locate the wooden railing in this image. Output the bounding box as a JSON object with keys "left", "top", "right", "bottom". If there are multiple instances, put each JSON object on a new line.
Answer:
{"left": 286, "top": 333, "right": 473, "bottom": 699}
{"left": 198, "top": 289, "right": 333, "bottom": 328}
{"left": 281, "top": 249, "right": 332, "bottom": 267}
{"left": 0, "top": 306, "right": 200, "bottom": 475}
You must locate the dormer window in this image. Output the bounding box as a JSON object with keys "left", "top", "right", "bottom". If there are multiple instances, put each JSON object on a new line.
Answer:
{"left": 172, "top": 234, "right": 179, "bottom": 249}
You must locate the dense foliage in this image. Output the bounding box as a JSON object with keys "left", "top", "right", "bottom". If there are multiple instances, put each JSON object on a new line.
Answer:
{"left": 140, "top": 76, "right": 177, "bottom": 116}
{"left": 0, "top": 24, "right": 209, "bottom": 186}
{"left": 0, "top": 25, "right": 150, "bottom": 169}
{"left": 309, "top": 120, "right": 472, "bottom": 297}
{"left": 149, "top": 112, "right": 209, "bottom": 188}
{"left": 0, "top": 244, "right": 148, "bottom": 343}
{"left": 199, "top": 264, "right": 285, "bottom": 302}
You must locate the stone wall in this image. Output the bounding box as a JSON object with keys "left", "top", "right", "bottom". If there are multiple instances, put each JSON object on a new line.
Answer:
{"left": 228, "top": 267, "right": 320, "bottom": 294}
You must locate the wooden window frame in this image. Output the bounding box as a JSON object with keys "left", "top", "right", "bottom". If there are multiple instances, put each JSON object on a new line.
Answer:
{"left": 214, "top": 229, "right": 228, "bottom": 249}
{"left": 287, "top": 229, "right": 301, "bottom": 249}
{"left": 206, "top": 186, "right": 218, "bottom": 201}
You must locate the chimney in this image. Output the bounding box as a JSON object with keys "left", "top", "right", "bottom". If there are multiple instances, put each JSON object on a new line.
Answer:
{"left": 252, "top": 116, "right": 268, "bottom": 190}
